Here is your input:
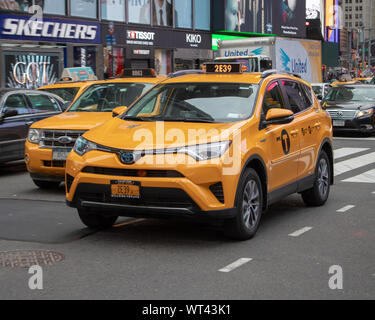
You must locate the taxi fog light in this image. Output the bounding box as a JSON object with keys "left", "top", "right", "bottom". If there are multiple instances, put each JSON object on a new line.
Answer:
{"left": 27, "top": 129, "right": 41, "bottom": 144}
{"left": 356, "top": 109, "right": 374, "bottom": 118}
{"left": 73, "top": 137, "right": 97, "bottom": 156}
{"left": 176, "top": 141, "right": 231, "bottom": 161}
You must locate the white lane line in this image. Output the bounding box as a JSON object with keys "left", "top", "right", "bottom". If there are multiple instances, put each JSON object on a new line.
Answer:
{"left": 334, "top": 152, "right": 375, "bottom": 176}
{"left": 337, "top": 205, "right": 356, "bottom": 213}
{"left": 342, "top": 169, "right": 375, "bottom": 183}
{"left": 334, "top": 148, "right": 369, "bottom": 160}
{"left": 288, "top": 227, "right": 313, "bottom": 237}
{"left": 218, "top": 258, "right": 252, "bottom": 273}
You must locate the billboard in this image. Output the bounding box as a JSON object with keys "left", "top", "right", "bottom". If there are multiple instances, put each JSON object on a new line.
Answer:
{"left": 306, "top": 0, "right": 321, "bottom": 19}
{"left": 224, "top": 0, "right": 305, "bottom": 38}
{"left": 325, "top": 0, "right": 340, "bottom": 43}
{"left": 272, "top": 0, "right": 306, "bottom": 38}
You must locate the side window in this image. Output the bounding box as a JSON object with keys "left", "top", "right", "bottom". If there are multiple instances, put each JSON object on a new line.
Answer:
{"left": 299, "top": 84, "right": 313, "bottom": 109}
{"left": 27, "top": 94, "right": 61, "bottom": 113}
{"left": 282, "top": 80, "right": 306, "bottom": 114}
{"left": 2, "top": 94, "right": 30, "bottom": 115}
{"left": 262, "top": 81, "right": 285, "bottom": 116}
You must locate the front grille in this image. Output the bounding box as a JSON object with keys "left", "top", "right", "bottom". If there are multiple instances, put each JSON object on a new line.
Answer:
{"left": 40, "top": 130, "right": 86, "bottom": 149}
{"left": 75, "top": 184, "right": 198, "bottom": 209}
{"left": 81, "top": 166, "right": 184, "bottom": 178}
{"left": 209, "top": 182, "right": 225, "bottom": 203}
{"left": 327, "top": 109, "right": 357, "bottom": 120}
{"left": 66, "top": 174, "right": 74, "bottom": 193}
{"left": 43, "top": 160, "right": 66, "bottom": 168}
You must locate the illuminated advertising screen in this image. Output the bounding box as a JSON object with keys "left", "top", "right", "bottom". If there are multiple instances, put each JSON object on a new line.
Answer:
{"left": 325, "top": 0, "right": 339, "bottom": 42}
{"left": 306, "top": 0, "right": 321, "bottom": 19}
{"left": 3, "top": 51, "right": 61, "bottom": 89}
{"left": 272, "top": 0, "right": 306, "bottom": 38}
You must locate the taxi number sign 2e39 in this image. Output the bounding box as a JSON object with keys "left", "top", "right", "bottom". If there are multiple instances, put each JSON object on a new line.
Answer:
{"left": 205, "top": 63, "right": 241, "bottom": 73}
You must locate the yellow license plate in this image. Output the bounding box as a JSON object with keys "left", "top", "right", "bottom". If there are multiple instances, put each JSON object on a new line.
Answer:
{"left": 111, "top": 181, "right": 140, "bottom": 199}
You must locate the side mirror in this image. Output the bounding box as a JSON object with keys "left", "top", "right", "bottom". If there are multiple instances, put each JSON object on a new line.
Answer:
{"left": 263, "top": 108, "right": 294, "bottom": 126}
{"left": 0, "top": 109, "right": 18, "bottom": 120}
{"left": 112, "top": 106, "right": 128, "bottom": 117}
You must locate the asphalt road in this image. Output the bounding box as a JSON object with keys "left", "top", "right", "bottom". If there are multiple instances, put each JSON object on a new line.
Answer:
{"left": 0, "top": 134, "right": 374, "bottom": 300}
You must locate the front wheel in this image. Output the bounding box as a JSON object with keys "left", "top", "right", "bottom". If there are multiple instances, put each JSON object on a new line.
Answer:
{"left": 78, "top": 208, "right": 118, "bottom": 229}
{"left": 224, "top": 169, "right": 263, "bottom": 240}
{"left": 301, "top": 151, "right": 331, "bottom": 206}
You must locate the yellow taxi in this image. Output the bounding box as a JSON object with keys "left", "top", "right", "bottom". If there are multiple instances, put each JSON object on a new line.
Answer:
{"left": 38, "top": 67, "right": 98, "bottom": 104}
{"left": 65, "top": 63, "right": 333, "bottom": 240}
{"left": 25, "top": 69, "right": 165, "bottom": 189}
{"left": 353, "top": 77, "right": 373, "bottom": 84}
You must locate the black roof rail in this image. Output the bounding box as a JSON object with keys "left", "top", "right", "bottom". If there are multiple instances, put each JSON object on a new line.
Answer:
{"left": 168, "top": 69, "right": 205, "bottom": 78}
{"left": 261, "top": 69, "right": 301, "bottom": 79}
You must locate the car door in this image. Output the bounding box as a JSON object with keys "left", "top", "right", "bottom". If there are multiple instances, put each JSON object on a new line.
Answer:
{"left": 281, "top": 80, "right": 319, "bottom": 180}
{"left": 261, "top": 80, "right": 300, "bottom": 192}
{"left": 0, "top": 92, "right": 32, "bottom": 162}
{"left": 24, "top": 92, "right": 62, "bottom": 124}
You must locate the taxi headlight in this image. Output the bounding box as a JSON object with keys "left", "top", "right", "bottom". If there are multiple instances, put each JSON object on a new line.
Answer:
{"left": 175, "top": 141, "right": 231, "bottom": 161}
{"left": 73, "top": 137, "right": 97, "bottom": 156}
{"left": 357, "top": 108, "right": 374, "bottom": 118}
{"left": 27, "top": 129, "right": 41, "bottom": 144}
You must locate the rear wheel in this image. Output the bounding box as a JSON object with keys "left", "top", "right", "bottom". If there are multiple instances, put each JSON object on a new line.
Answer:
{"left": 78, "top": 208, "right": 118, "bottom": 229}
{"left": 301, "top": 151, "right": 331, "bottom": 206}
{"left": 32, "top": 179, "right": 60, "bottom": 189}
{"left": 224, "top": 169, "right": 263, "bottom": 240}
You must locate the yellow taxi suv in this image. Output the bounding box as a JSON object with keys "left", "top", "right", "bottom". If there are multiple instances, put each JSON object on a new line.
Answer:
{"left": 26, "top": 69, "right": 164, "bottom": 189}
{"left": 38, "top": 67, "right": 98, "bottom": 105}
{"left": 65, "top": 63, "right": 333, "bottom": 240}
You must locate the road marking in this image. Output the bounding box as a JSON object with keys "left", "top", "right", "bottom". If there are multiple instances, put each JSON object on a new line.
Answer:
{"left": 218, "top": 258, "right": 252, "bottom": 273}
{"left": 288, "top": 227, "right": 313, "bottom": 237}
{"left": 337, "top": 205, "right": 356, "bottom": 213}
{"left": 342, "top": 169, "right": 375, "bottom": 183}
{"left": 372, "top": 191, "right": 375, "bottom": 194}
{"left": 334, "top": 152, "right": 375, "bottom": 176}
{"left": 334, "top": 148, "right": 369, "bottom": 160}
{"left": 113, "top": 219, "right": 146, "bottom": 228}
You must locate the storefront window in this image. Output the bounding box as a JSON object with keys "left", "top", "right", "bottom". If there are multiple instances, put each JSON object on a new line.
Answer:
{"left": 154, "top": 49, "right": 172, "bottom": 75}
{"left": 101, "top": 0, "right": 125, "bottom": 22}
{"left": 0, "top": 0, "right": 65, "bottom": 15}
{"left": 104, "top": 47, "right": 124, "bottom": 78}
{"left": 152, "top": 0, "right": 173, "bottom": 27}
{"left": 73, "top": 47, "right": 97, "bottom": 74}
{"left": 175, "top": 0, "right": 192, "bottom": 29}
{"left": 194, "top": 0, "right": 210, "bottom": 30}
{"left": 70, "top": 0, "right": 97, "bottom": 19}
{"left": 128, "top": 0, "right": 151, "bottom": 24}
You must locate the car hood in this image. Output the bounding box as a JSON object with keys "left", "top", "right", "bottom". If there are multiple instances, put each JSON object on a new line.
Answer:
{"left": 83, "top": 117, "right": 248, "bottom": 150}
{"left": 323, "top": 101, "right": 375, "bottom": 110}
{"left": 31, "top": 112, "right": 113, "bottom": 130}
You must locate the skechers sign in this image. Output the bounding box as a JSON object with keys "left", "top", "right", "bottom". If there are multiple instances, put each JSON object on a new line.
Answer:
{"left": 0, "top": 15, "right": 100, "bottom": 44}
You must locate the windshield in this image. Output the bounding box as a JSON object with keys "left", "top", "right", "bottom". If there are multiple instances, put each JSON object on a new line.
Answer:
{"left": 68, "top": 82, "right": 154, "bottom": 112}
{"left": 40, "top": 87, "right": 79, "bottom": 102}
{"left": 312, "top": 85, "right": 322, "bottom": 96}
{"left": 325, "top": 86, "right": 375, "bottom": 102}
{"left": 122, "top": 83, "right": 259, "bottom": 123}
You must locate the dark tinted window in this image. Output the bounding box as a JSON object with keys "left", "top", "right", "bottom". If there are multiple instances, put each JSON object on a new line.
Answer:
{"left": 3, "top": 94, "right": 29, "bottom": 115}
{"left": 40, "top": 87, "right": 79, "bottom": 102}
{"left": 325, "top": 86, "right": 375, "bottom": 102}
{"left": 299, "top": 84, "right": 313, "bottom": 109}
{"left": 262, "top": 81, "right": 285, "bottom": 116}
{"left": 27, "top": 93, "right": 61, "bottom": 113}
{"left": 282, "top": 80, "right": 306, "bottom": 114}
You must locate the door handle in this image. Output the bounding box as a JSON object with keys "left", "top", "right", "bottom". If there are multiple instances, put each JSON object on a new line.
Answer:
{"left": 290, "top": 129, "right": 299, "bottom": 137}
{"left": 313, "top": 122, "right": 321, "bottom": 129}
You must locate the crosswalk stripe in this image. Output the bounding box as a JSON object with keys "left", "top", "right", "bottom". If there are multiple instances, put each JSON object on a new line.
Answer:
{"left": 342, "top": 169, "right": 375, "bottom": 183}
{"left": 334, "top": 148, "right": 369, "bottom": 160}
{"left": 334, "top": 152, "right": 375, "bottom": 176}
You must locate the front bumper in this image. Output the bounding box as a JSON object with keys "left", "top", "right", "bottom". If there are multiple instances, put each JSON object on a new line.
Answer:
{"left": 25, "top": 140, "right": 68, "bottom": 181}
{"left": 331, "top": 115, "right": 375, "bottom": 132}
{"left": 65, "top": 149, "right": 240, "bottom": 219}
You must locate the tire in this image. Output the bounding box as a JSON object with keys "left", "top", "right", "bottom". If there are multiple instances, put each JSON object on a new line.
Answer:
{"left": 301, "top": 151, "right": 331, "bottom": 207}
{"left": 224, "top": 168, "right": 263, "bottom": 240}
{"left": 32, "top": 179, "right": 60, "bottom": 189}
{"left": 78, "top": 208, "right": 118, "bottom": 229}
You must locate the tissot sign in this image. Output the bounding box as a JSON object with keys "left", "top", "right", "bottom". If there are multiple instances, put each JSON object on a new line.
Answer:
{"left": 104, "top": 24, "right": 211, "bottom": 49}
{"left": 0, "top": 14, "right": 101, "bottom": 44}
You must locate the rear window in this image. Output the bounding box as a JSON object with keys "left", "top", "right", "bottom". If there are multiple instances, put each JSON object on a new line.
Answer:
{"left": 40, "top": 87, "right": 79, "bottom": 102}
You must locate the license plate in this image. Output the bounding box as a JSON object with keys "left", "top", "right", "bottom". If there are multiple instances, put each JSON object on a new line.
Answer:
{"left": 333, "top": 120, "right": 345, "bottom": 127}
{"left": 111, "top": 180, "right": 140, "bottom": 199}
{"left": 52, "top": 148, "right": 71, "bottom": 160}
